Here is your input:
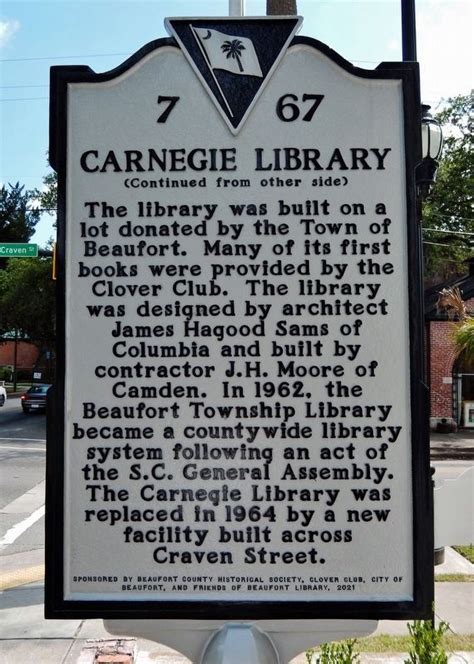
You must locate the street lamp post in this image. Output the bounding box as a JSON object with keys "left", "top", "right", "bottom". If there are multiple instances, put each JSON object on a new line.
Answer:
{"left": 417, "top": 104, "right": 444, "bottom": 199}
{"left": 401, "top": 0, "right": 417, "bottom": 61}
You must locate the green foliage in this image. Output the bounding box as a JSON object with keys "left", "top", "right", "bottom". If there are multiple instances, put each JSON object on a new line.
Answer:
{"left": 404, "top": 620, "right": 449, "bottom": 664}
{"left": 0, "top": 367, "right": 13, "bottom": 381}
{"left": 36, "top": 170, "right": 58, "bottom": 215}
{"left": 452, "top": 318, "right": 474, "bottom": 367}
{"left": 435, "top": 573, "right": 474, "bottom": 582}
{"left": 307, "top": 639, "right": 360, "bottom": 663}
{"left": 0, "top": 257, "right": 55, "bottom": 350}
{"left": 453, "top": 544, "right": 474, "bottom": 564}
{"left": 356, "top": 633, "right": 474, "bottom": 652}
{"left": 422, "top": 93, "right": 473, "bottom": 281}
{"left": 304, "top": 630, "right": 474, "bottom": 657}
{"left": 0, "top": 183, "right": 40, "bottom": 267}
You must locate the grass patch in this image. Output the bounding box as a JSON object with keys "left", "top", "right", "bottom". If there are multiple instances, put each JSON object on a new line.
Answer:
{"left": 453, "top": 544, "right": 474, "bottom": 564}
{"left": 356, "top": 635, "right": 412, "bottom": 652}
{"left": 355, "top": 633, "right": 474, "bottom": 653}
{"left": 435, "top": 573, "right": 474, "bottom": 582}
{"left": 5, "top": 383, "right": 31, "bottom": 394}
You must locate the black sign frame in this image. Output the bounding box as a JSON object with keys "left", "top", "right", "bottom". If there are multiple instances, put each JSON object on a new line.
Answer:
{"left": 45, "top": 33, "right": 433, "bottom": 621}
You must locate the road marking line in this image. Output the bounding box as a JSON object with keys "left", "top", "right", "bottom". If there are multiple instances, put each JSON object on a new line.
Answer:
{"left": 1, "top": 480, "right": 45, "bottom": 514}
{"left": 0, "top": 564, "right": 45, "bottom": 590}
{"left": 0, "top": 437, "right": 46, "bottom": 442}
{"left": 0, "top": 445, "right": 45, "bottom": 452}
{"left": 0, "top": 505, "right": 45, "bottom": 551}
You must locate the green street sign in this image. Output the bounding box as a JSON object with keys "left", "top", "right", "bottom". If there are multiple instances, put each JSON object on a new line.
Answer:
{"left": 0, "top": 243, "right": 38, "bottom": 258}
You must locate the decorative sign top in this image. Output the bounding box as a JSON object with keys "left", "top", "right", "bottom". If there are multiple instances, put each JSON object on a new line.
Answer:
{"left": 46, "top": 17, "right": 432, "bottom": 622}
{"left": 166, "top": 17, "right": 301, "bottom": 133}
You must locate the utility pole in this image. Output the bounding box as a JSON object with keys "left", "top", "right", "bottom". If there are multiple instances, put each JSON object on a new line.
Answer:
{"left": 13, "top": 329, "right": 18, "bottom": 392}
{"left": 401, "top": 0, "right": 417, "bottom": 60}
{"left": 266, "top": 0, "right": 297, "bottom": 15}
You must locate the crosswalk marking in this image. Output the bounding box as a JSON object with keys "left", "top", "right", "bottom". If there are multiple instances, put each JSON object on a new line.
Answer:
{"left": 0, "top": 505, "right": 45, "bottom": 551}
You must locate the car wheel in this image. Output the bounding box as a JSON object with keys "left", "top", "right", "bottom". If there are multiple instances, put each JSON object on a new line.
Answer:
{"left": 0, "top": 395, "right": 5, "bottom": 406}
{"left": 22, "top": 407, "right": 29, "bottom": 413}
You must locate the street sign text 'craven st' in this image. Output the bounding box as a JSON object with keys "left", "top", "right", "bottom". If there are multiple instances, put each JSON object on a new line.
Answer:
{"left": 46, "top": 17, "right": 433, "bottom": 620}
{"left": 0, "top": 243, "right": 38, "bottom": 257}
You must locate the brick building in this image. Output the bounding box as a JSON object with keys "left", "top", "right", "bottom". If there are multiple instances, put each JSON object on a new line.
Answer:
{"left": 0, "top": 337, "right": 47, "bottom": 381}
{"left": 425, "top": 260, "right": 474, "bottom": 429}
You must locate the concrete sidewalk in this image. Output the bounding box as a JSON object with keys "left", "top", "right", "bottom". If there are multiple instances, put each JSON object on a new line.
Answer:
{"left": 430, "top": 428, "right": 474, "bottom": 460}
{"left": 0, "top": 546, "right": 472, "bottom": 664}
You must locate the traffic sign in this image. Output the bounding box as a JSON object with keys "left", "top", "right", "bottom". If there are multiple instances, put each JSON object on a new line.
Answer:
{"left": 0, "top": 243, "right": 38, "bottom": 257}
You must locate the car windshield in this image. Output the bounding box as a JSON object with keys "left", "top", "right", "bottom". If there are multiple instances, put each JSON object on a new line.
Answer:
{"left": 28, "top": 386, "right": 50, "bottom": 394}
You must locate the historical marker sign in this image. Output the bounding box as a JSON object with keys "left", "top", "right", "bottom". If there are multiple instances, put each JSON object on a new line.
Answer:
{"left": 46, "top": 18, "right": 433, "bottom": 620}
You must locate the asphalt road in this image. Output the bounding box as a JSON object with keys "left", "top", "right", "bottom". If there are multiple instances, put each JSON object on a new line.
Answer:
{"left": 0, "top": 397, "right": 46, "bottom": 556}
{"left": 0, "top": 396, "right": 46, "bottom": 440}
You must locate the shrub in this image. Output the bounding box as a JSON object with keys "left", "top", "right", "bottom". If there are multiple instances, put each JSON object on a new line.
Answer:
{"left": 307, "top": 639, "right": 360, "bottom": 663}
{"left": 404, "top": 620, "right": 449, "bottom": 664}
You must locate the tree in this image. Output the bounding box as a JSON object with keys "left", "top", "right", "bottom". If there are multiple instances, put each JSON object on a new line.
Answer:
{"left": 0, "top": 183, "right": 41, "bottom": 267}
{"left": 453, "top": 318, "right": 474, "bottom": 369}
{"left": 437, "top": 287, "right": 474, "bottom": 369}
{"left": 0, "top": 257, "right": 55, "bottom": 354}
{"left": 422, "top": 93, "right": 473, "bottom": 282}
{"left": 38, "top": 170, "right": 58, "bottom": 213}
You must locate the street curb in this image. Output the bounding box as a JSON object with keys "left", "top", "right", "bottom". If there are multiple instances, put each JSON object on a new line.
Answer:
{"left": 430, "top": 449, "right": 474, "bottom": 460}
{"left": 0, "top": 564, "right": 44, "bottom": 591}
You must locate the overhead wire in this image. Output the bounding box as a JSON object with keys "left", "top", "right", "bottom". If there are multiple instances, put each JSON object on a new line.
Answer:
{"left": 1, "top": 50, "right": 380, "bottom": 65}
{"left": 1, "top": 97, "right": 48, "bottom": 101}
{"left": 423, "top": 228, "right": 474, "bottom": 236}
{"left": 424, "top": 212, "right": 474, "bottom": 224}
{"left": 0, "top": 84, "right": 48, "bottom": 89}
{"left": 0, "top": 52, "right": 129, "bottom": 63}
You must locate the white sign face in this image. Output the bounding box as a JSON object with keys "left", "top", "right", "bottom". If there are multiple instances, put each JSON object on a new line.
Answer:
{"left": 48, "top": 19, "right": 432, "bottom": 620}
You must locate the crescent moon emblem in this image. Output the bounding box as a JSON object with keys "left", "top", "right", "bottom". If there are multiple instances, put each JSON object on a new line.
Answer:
{"left": 202, "top": 30, "right": 212, "bottom": 39}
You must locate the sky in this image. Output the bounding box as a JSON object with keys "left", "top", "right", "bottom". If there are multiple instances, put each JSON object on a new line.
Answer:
{"left": 1, "top": 0, "right": 472, "bottom": 248}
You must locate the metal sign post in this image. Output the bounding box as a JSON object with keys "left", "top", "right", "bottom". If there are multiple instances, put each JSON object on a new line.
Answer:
{"left": 200, "top": 624, "right": 279, "bottom": 664}
{"left": 228, "top": 0, "right": 245, "bottom": 17}
{"left": 104, "top": 618, "right": 378, "bottom": 663}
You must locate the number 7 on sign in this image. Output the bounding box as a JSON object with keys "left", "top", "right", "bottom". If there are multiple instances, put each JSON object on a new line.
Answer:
{"left": 157, "top": 95, "right": 180, "bottom": 123}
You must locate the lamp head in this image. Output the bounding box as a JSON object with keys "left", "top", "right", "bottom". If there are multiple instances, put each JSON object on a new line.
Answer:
{"left": 417, "top": 104, "right": 443, "bottom": 199}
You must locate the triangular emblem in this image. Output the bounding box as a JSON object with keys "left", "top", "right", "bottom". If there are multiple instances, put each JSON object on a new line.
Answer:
{"left": 166, "top": 17, "right": 302, "bottom": 135}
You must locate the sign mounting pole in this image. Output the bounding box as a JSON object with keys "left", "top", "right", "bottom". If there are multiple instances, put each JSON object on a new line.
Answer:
{"left": 229, "top": 0, "right": 245, "bottom": 17}
{"left": 206, "top": 11, "right": 277, "bottom": 664}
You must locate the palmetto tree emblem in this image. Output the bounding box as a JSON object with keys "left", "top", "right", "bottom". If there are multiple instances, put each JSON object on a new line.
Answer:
{"left": 221, "top": 39, "right": 246, "bottom": 72}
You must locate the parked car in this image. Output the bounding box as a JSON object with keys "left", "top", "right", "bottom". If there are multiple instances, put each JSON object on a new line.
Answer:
{"left": 0, "top": 381, "right": 6, "bottom": 407}
{"left": 21, "top": 384, "right": 52, "bottom": 413}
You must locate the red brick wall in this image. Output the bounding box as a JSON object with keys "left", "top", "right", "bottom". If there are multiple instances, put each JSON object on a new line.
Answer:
{"left": 428, "top": 296, "right": 474, "bottom": 423}
{"left": 0, "top": 341, "right": 40, "bottom": 369}
{"left": 428, "top": 322, "right": 456, "bottom": 419}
